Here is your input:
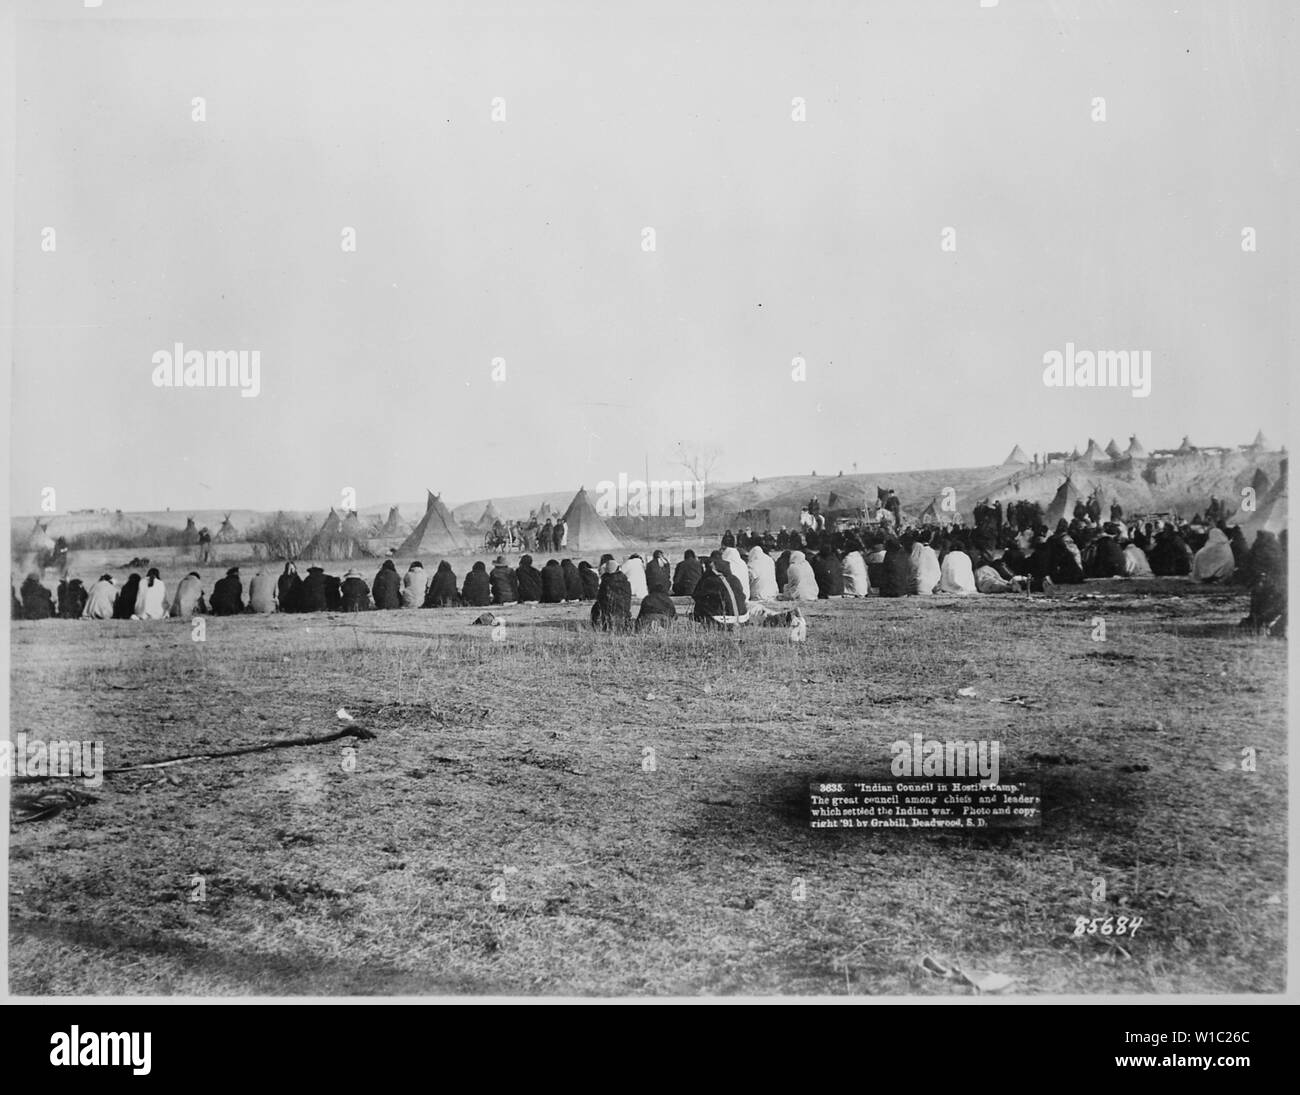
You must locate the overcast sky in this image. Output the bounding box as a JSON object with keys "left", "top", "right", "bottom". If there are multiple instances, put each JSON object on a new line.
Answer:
{"left": 7, "top": 0, "right": 1294, "bottom": 513}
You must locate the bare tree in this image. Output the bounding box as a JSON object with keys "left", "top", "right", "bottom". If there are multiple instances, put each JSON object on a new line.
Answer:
{"left": 674, "top": 441, "right": 722, "bottom": 488}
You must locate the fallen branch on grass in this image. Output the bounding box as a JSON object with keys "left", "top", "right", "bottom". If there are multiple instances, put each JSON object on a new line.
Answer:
{"left": 12, "top": 725, "right": 377, "bottom": 784}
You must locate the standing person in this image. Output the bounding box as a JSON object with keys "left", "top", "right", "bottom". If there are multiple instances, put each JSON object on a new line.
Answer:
{"left": 197, "top": 525, "right": 212, "bottom": 564}
{"left": 371, "top": 559, "right": 401, "bottom": 609}
{"left": 169, "top": 572, "right": 206, "bottom": 618}
{"left": 277, "top": 562, "right": 302, "bottom": 613}
{"left": 554, "top": 517, "right": 567, "bottom": 551}
{"left": 134, "top": 568, "right": 167, "bottom": 619}
{"left": 209, "top": 567, "right": 245, "bottom": 615}
{"left": 248, "top": 568, "right": 278, "bottom": 613}
{"left": 402, "top": 561, "right": 428, "bottom": 607}
{"left": 82, "top": 574, "right": 117, "bottom": 619}
{"left": 539, "top": 519, "right": 554, "bottom": 553}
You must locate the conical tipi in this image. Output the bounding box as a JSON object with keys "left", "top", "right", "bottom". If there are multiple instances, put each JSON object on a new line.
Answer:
{"left": 1069, "top": 446, "right": 1082, "bottom": 461}
{"left": 213, "top": 512, "right": 239, "bottom": 542}
{"left": 1175, "top": 435, "right": 1196, "bottom": 456}
{"left": 379, "top": 506, "right": 403, "bottom": 535}
{"left": 1249, "top": 429, "right": 1274, "bottom": 452}
{"left": 1125, "top": 434, "right": 1147, "bottom": 459}
{"left": 1045, "top": 477, "right": 1081, "bottom": 526}
{"left": 182, "top": 516, "right": 199, "bottom": 543}
{"left": 18, "top": 519, "right": 55, "bottom": 555}
{"left": 398, "top": 491, "right": 472, "bottom": 556}
{"left": 1002, "top": 444, "right": 1030, "bottom": 465}
{"left": 304, "top": 509, "right": 360, "bottom": 560}
{"left": 475, "top": 501, "right": 503, "bottom": 531}
{"left": 559, "top": 487, "right": 622, "bottom": 552}
{"left": 1081, "top": 438, "right": 1106, "bottom": 462}
{"left": 1104, "top": 438, "right": 1122, "bottom": 459}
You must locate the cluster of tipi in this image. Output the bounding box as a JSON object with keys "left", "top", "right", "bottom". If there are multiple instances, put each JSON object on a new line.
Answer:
{"left": 1000, "top": 429, "right": 1278, "bottom": 466}
{"left": 299, "top": 487, "right": 623, "bottom": 560}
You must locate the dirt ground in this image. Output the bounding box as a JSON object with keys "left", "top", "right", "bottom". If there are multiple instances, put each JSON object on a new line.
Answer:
{"left": 6, "top": 576, "right": 1287, "bottom": 997}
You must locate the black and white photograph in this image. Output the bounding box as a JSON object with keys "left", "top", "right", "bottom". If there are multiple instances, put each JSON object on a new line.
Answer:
{"left": 3, "top": 0, "right": 1293, "bottom": 1009}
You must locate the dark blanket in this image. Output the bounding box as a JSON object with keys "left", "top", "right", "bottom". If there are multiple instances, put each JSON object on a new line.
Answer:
{"left": 58, "top": 579, "right": 87, "bottom": 619}
{"left": 540, "top": 561, "right": 566, "bottom": 603}
{"left": 490, "top": 565, "right": 519, "bottom": 604}
{"left": 371, "top": 562, "right": 402, "bottom": 609}
{"left": 1087, "top": 537, "right": 1127, "bottom": 579}
{"left": 299, "top": 569, "right": 330, "bottom": 613}
{"left": 645, "top": 559, "right": 671, "bottom": 595}
{"left": 591, "top": 571, "right": 632, "bottom": 631}
{"left": 1149, "top": 533, "right": 1193, "bottom": 576}
{"left": 579, "top": 563, "right": 600, "bottom": 600}
{"left": 277, "top": 572, "right": 302, "bottom": 613}
{"left": 114, "top": 575, "right": 141, "bottom": 619}
{"left": 425, "top": 562, "right": 459, "bottom": 607}
{"left": 325, "top": 574, "right": 342, "bottom": 611}
{"left": 209, "top": 575, "right": 245, "bottom": 616}
{"left": 562, "top": 560, "right": 584, "bottom": 600}
{"left": 341, "top": 576, "right": 371, "bottom": 611}
{"left": 671, "top": 556, "right": 702, "bottom": 596}
{"left": 462, "top": 564, "right": 492, "bottom": 607}
{"left": 635, "top": 590, "right": 677, "bottom": 632}
{"left": 877, "top": 548, "right": 911, "bottom": 598}
{"left": 516, "top": 559, "right": 542, "bottom": 602}
{"left": 21, "top": 578, "right": 56, "bottom": 620}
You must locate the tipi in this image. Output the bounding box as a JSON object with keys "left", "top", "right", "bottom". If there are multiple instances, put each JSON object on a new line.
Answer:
{"left": 475, "top": 501, "right": 503, "bottom": 531}
{"left": 1175, "top": 435, "right": 1196, "bottom": 456}
{"left": 1081, "top": 438, "right": 1106, "bottom": 463}
{"left": 304, "top": 509, "right": 372, "bottom": 560}
{"left": 1235, "top": 470, "right": 1288, "bottom": 536}
{"left": 1248, "top": 429, "right": 1274, "bottom": 452}
{"left": 1045, "top": 477, "right": 1081, "bottom": 526}
{"left": 1125, "top": 434, "right": 1147, "bottom": 459}
{"left": 213, "top": 513, "right": 239, "bottom": 543}
{"left": 18, "top": 519, "right": 55, "bottom": 555}
{"left": 1104, "top": 438, "right": 1123, "bottom": 459}
{"left": 1251, "top": 468, "right": 1271, "bottom": 497}
{"left": 398, "top": 491, "right": 472, "bottom": 556}
{"left": 559, "top": 487, "right": 622, "bottom": 552}
{"left": 378, "top": 506, "right": 403, "bottom": 536}
{"left": 182, "top": 516, "right": 199, "bottom": 543}
{"left": 1069, "top": 446, "right": 1082, "bottom": 462}
{"left": 1003, "top": 444, "right": 1030, "bottom": 465}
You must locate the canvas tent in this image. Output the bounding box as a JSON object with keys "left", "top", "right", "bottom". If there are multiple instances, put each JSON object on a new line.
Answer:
{"left": 182, "top": 516, "right": 199, "bottom": 543}
{"left": 475, "top": 501, "right": 503, "bottom": 531}
{"left": 398, "top": 491, "right": 472, "bottom": 556}
{"left": 213, "top": 513, "right": 240, "bottom": 543}
{"left": 1235, "top": 477, "right": 1288, "bottom": 537}
{"left": 15, "top": 519, "right": 55, "bottom": 556}
{"left": 559, "top": 487, "right": 623, "bottom": 552}
{"left": 1175, "top": 435, "right": 1196, "bottom": 456}
{"left": 1081, "top": 438, "right": 1106, "bottom": 463}
{"left": 1045, "top": 477, "right": 1081, "bottom": 526}
{"left": 1002, "top": 444, "right": 1030, "bottom": 465}
{"left": 304, "top": 509, "right": 373, "bottom": 560}
{"left": 1069, "top": 447, "right": 1082, "bottom": 461}
{"left": 1104, "top": 438, "right": 1122, "bottom": 459}
{"left": 378, "top": 506, "right": 403, "bottom": 536}
{"left": 1125, "top": 434, "right": 1147, "bottom": 459}
{"left": 1249, "top": 429, "right": 1274, "bottom": 452}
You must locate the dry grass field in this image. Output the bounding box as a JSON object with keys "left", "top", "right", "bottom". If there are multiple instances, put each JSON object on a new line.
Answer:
{"left": 7, "top": 572, "right": 1287, "bottom": 996}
